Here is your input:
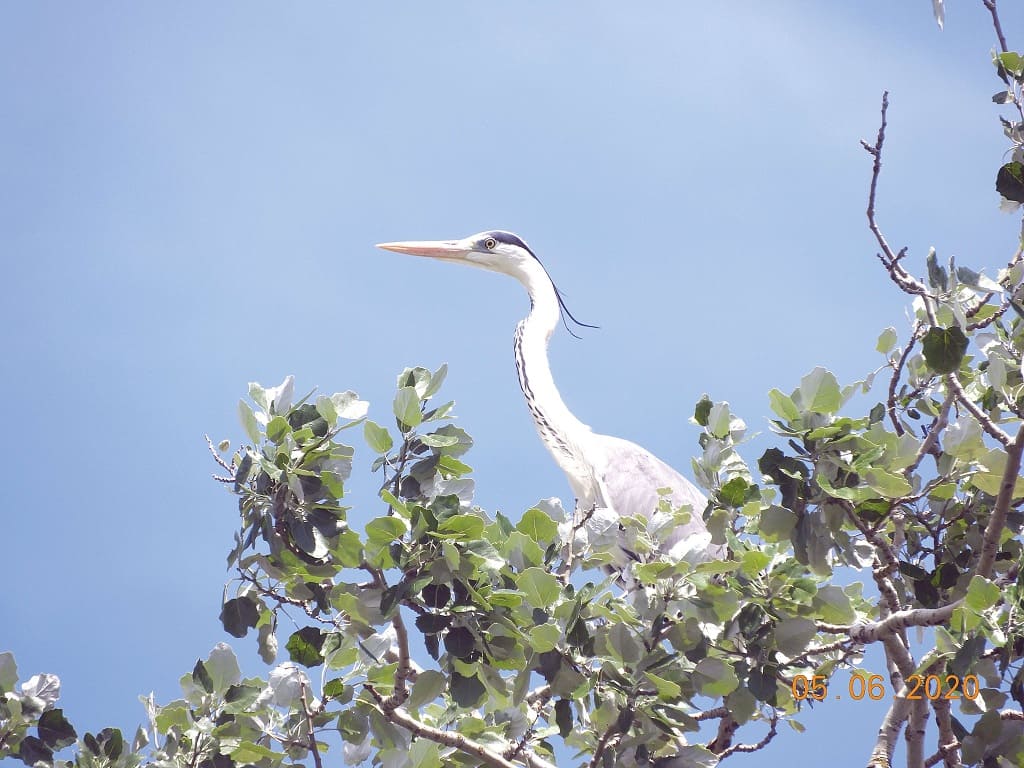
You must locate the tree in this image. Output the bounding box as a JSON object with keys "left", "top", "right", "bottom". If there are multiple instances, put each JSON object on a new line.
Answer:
{"left": 6, "top": 4, "right": 1024, "bottom": 768}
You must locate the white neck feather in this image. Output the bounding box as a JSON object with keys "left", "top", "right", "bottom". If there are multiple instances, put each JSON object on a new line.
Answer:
{"left": 511, "top": 259, "right": 593, "bottom": 496}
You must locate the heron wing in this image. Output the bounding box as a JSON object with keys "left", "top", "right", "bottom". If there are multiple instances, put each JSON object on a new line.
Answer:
{"left": 588, "top": 434, "right": 721, "bottom": 558}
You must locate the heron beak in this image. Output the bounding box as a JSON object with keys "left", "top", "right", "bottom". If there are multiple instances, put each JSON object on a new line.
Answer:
{"left": 376, "top": 239, "right": 467, "bottom": 261}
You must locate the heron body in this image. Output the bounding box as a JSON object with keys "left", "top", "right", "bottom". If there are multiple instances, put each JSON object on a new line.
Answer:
{"left": 377, "top": 230, "right": 722, "bottom": 567}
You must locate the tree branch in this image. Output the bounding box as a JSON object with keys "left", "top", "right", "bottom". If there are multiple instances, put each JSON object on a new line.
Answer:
{"left": 819, "top": 600, "right": 962, "bottom": 644}
{"left": 716, "top": 712, "right": 778, "bottom": 759}
{"left": 364, "top": 685, "right": 529, "bottom": 768}
{"left": 977, "top": 423, "right": 1024, "bottom": 577}
{"left": 930, "top": 690, "right": 962, "bottom": 768}
{"left": 982, "top": 0, "right": 1009, "bottom": 53}
{"left": 946, "top": 373, "right": 1012, "bottom": 446}
{"left": 299, "top": 683, "right": 324, "bottom": 768}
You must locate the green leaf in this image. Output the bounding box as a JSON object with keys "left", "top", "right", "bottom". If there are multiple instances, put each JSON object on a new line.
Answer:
{"left": 876, "top": 327, "right": 898, "bottom": 355}
{"left": 363, "top": 420, "right": 393, "bottom": 454}
{"left": 407, "top": 670, "right": 447, "bottom": 710}
{"left": 192, "top": 659, "right": 213, "bottom": 693}
{"left": 926, "top": 248, "right": 948, "bottom": 292}
{"left": 204, "top": 643, "right": 241, "bottom": 695}
{"left": 718, "top": 477, "right": 749, "bottom": 507}
{"left": 758, "top": 506, "right": 796, "bottom": 541}
{"left": 393, "top": 386, "right": 422, "bottom": 428}
{"left": 266, "top": 415, "right": 290, "bottom": 444}
{"left": 997, "top": 161, "right": 1024, "bottom": 204}
{"left": 693, "top": 395, "right": 712, "bottom": 426}
{"left": 921, "top": 327, "right": 968, "bottom": 374}
{"left": 286, "top": 626, "right": 325, "bottom": 667}
{"left": 366, "top": 516, "right": 408, "bottom": 543}
{"left": 450, "top": 672, "right": 486, "bottom": 708}
{"left": 799, "top": 367, "right": 841, "bottom": 414}
{"left": 767, "top": 389, "right": 799, "bottom": 421}
{"left": 436, "top": 513, "right": 485, "bottom": 541}
{"left": 644, "top": 672, "right": 682, "bottom": 701}
{"left": 424, "top": 363, "right": 448, "bottom": 398}
{"left": 555, "top": 699, "right": 573, "bottom": 738}
{"left": 529, "top": 623, "right": 562, "bottom": 653}
{"left": 998, "top": 51, "right": 1024, "bottom": 78}
{"left": 37, "top": 710, "right": 76, "bottom": 750}
{"left": 965, "top": 575, "right": 1001, "bottom": 614}
{"left": 0, "top": 652, "right": 17, "bottom": 695}
{"left": 863, "top": 468, "right": 912, "bottom": 499}
{"left": 516, "top": 568, "right": 561, "bottom": 608}
{"left": 408, "top": 739, "right": 443, "bottom": 768}
{"left": 516, "top": 507, "right": 560, "bottom": 543}
{"left": 220, "top": 596, "right": 260, "bottom": 638}
{"left": 775, "top": 618, "right": 816, "bottom": 656}
{"left": 812, "top": 585, "right": 856, "bottom": 624}
{"left": 740, "top": 549, "right": 770, "bottom": 576}
{"left": 420, "top": 433, "right": 459, "bottom": 448}
{"left": 693, "top": 657, "right": 739, "bottom": 697}
{"left": 238, "top": 400, "right": 261, "bottom": 444}
{"left": 229, "top": 741, "right": 283, "bottom": 763}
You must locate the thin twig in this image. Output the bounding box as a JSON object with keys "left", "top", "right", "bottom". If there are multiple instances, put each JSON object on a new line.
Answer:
{"left": 982, "top": 0, "right": 1009, "bottom": 53}
{"left": 946, "top": 373, "right": 1012, "bottom": 446}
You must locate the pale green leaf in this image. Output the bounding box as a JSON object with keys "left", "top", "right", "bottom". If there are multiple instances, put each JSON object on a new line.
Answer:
{"left": 205, "top": 643, "right": 240, "bottom": 695}
{"left": 799, "top": 367, "right": 841, "bottom": 414}
{"left": 423, "top": 363, "right": 448, "bottom": 398}
{"left": 876, "top": 327, "right": 898, "bottom": 354}
{"left": 965, "top": 575, "right": 1001, "bottom": 614}
{"left": 393, "top": 386, "right": 422, "bottom": 428}
{"left": 516, "top": 568, "right": 561, "bottom": 608}
{"left": 407, "top": 739, "right": 442, "bottom": 768}
{"left": 517, "top": 507, "right": 560, "bottom": 543}
{"left": 407, "top": 670, "right": 446, "bottom": 710}
{"left": 436, "top": 514, "right": 485, "bottom": 541}
{"left": 758, "top": 506, "right": 796, "bottom": 541}
{"left": 238, "top": 400, "right": 261, "bottom": 444}
{"left": 863, "top": 468, "right": 912, "bottom": 499}
{"left": 812, "top": 585, "right": 856, "bottom": 624}
{"left": 693, "top": 657, "right": 739, "bottom": 697}
{"left": 366, "top": 516, "right": 408, "bottom": 543}
{"left": 363, "top": 420, "right": 393, "bottom": 454}
{"left": 528, "top": 623, "right": 562, "bottom": 653}
{"left": 775, "top": 618, "right": 816, "bottom": 656}
{"left": 767, "top": 389, "right": 800, "bottom": 421}
{"left": 644, "top": 672, "right": 682, "bottom": 701}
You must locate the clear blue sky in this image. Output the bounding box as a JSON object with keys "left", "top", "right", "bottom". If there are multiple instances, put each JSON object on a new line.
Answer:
{"left": 2, "top": 2, "right": 1021, "bottom": 765}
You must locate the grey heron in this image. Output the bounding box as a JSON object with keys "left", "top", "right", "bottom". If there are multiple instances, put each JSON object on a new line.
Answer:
{"left": 377, "top": 230, "right": 723, "bottom": 568}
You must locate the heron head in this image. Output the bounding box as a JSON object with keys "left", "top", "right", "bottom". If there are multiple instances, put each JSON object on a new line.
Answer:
{"left": 376, "top": 230, "right": 538, "bottom": 277}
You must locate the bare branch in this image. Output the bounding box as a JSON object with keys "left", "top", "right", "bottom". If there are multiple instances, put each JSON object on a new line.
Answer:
{"left": 299, "top": 683, "right": 324, "bottom": 768}
{"left": 906, "top": 691, "right": 930, "bottom": 768}
{"left": 717, "top": 712, "right": 779, "bottom": 759}
{"left": 930, "top": 693, "right": 962, "bottom": 768}
{"left": 818, "top": 600, "right": 962, "bottom": 644}
{"left": 946, "top": 373, "right": 1012, "bottom": 446}
{"left": 977, "top": 423, "right": 1024, "bottom": 577}
{"left": 867, "top": 696, "right": 913, "bottom": 768}
{"left": 982, "top": 0, "right": 1009, "bottom": 53}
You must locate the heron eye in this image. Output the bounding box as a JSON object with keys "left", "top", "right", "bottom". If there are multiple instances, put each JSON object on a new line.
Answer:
{"left": 484, "top": 237, "right": 497, "bottom": 250}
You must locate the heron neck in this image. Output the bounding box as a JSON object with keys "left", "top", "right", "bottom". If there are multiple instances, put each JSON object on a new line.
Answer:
{"left": 513, "top": 262, "right": 591, "bottom": 476}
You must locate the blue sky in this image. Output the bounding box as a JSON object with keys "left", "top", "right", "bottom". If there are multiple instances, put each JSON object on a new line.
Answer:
{"left": 3, "top": 2, "right": 1022, "bottom": 765}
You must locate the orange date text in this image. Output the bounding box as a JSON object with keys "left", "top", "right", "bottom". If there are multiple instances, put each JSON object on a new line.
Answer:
{"left": 791, "top": 673, "right": 979, "bottom": 702}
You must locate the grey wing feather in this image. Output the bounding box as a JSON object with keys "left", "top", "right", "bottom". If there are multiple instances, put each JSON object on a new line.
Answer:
{"left": 590, "top": 434, "right": 724, "bottom": 560}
